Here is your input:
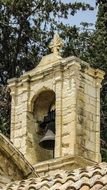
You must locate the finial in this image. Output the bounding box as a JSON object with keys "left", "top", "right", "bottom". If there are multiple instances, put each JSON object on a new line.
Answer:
{"left": 49, "top": 33, "right": 63, "bottom": 55}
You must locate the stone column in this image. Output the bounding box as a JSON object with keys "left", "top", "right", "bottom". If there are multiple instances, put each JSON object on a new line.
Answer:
{"left": 8, "top": 78, "right": 17, "bottom": 142}
{"left": 20, "top": 75, "right": 30, "bottom": 156}
{"left": 54, "top": 64, "right": 63, "bottom": 157}
{"left": 69, "top": 62, "right": 81, "bottom": 155}
{"left": 95, "top": 70, "right": 105, "bottom": 162}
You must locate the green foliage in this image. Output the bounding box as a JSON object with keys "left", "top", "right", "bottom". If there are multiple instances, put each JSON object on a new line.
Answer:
{"left": 95, "top": 0, "right": 107, "bottom": 161}
{"left": 88, "top": 1, "right": 107, "bottom": 70}
{"left": 0, "top": 0, "right": 94, "bottom": 137}
{"left": 0, "top": 85, "right": 10, "bottom": 137}
{"left": 101, "top": 148, "right": 107, "bottom": 162}
{"left": 0, "top": 0, "right": 93, "bottom": 83}
{"left": 86, "top": 0, "right": 107, "bottom": 161}
{"left": 62, "top": 22, "right": 94, "bottom": 60}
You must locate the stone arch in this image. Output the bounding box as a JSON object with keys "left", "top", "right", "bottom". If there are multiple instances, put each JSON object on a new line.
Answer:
{"left": 27, "top": 87, "right": 56, "bottom": 163}
{"left": 28, "top": 86, "right": 55, "bottom": 113}
{"left": 0, "top": 133, "right": 37, "bottom": 186}
{"left": 33, "top": 89, "right": 55, "bottom": 122}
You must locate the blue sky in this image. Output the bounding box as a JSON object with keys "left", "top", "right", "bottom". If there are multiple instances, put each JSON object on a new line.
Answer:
{"left": 61, "top": 0, "right": 97, "bottom": 27}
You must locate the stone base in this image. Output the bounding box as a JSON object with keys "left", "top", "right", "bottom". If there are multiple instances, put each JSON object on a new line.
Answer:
{"left": 34, "top": 155, "right": 96, "bottom": 177}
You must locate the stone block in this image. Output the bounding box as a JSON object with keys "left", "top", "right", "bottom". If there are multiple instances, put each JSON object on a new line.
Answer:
{"left": 62, "top": 135, "right": 70, "bottom": 145}
{"left": 62, "top": 113, "right": 73, "bottom": 124}
{"left": 85, "top": 85, "right": 96, "bottom": 98}
{"left": 14, "top": 138, "right": 21, "bottom": 148}
{"left": 62, "top": 147, "right": 70, "bottom": 156}
{"left": 62, "top": 124, "right": 71, "bottom": 135}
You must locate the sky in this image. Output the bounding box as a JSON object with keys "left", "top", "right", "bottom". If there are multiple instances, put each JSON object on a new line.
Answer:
{"left": 61, "top": 0, "right": 97, "bottom": 27}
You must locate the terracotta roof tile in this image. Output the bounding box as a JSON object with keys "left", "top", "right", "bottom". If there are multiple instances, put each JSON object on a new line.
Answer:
{"left": 101, "top": 184, "right": 107, "bottom": 190}
{"left": 2, "top": 162, "right": 107, "bottom": 190}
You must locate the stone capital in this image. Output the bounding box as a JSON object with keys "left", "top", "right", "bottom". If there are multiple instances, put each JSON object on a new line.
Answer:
{"left": 21, "top": 74, "right": 31, "bottom": 83}
{"left": 95, "top": 69, "right": 105, "bottom": 88}
{"left": 8, "top": 78, "right": 18, "bottom": 88}
{"left": 95, "top": 69, "right": 105, "bottom": 80}
{"left": 8, "top": 78, "right": 18, "bottom": 96}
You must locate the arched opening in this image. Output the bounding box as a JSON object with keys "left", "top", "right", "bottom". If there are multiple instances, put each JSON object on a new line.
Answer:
{"left": 32, "top": 89, "right": 55, "bottom": 162}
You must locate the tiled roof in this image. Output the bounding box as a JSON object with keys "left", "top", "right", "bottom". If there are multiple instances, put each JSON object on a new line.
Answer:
{"left": 3, "top": 162, "right": 107, "bottom": 190}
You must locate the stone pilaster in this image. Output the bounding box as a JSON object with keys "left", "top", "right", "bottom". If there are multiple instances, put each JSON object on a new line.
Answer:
{"left": 94, "top": 69, "right": 105, "bottom": 162}
{"left": 8, "top": 78, "right": 17, "bottom": 142}
{"left": 69, "top": 62, "right": 81, "bottom": 156}
{"left": 19, "top": 75, "right": 30, "bottom": 156}
{"left": 54, "top": 64, "right": 63, "bottom": 157}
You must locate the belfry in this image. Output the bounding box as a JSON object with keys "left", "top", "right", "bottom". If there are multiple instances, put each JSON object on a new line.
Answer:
{"left": 8, "top": 34, "right": 104, "bottom": 174}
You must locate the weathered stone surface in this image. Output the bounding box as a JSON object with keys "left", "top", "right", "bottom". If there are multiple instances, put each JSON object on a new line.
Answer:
{"left": 8, "top": 50, "right": 104, "bottom": 166}
{"left": 0, "top": 133, "right": 37, "bottom": 189}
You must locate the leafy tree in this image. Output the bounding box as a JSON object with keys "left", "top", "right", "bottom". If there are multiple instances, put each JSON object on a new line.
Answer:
{"left": 0, "top": 0, "right": 93, "bottom": 82}
{"left": 0, "top": 0, "right": 94, "bottom": 137}
{"left": 85, "top": 0, "right": 107, "bottom": 161}
{"left": 96, "top": 0, "right": 107, "bottom": 161}
{"left": 0, "top": 85, "right": 10, "bottom": 137}
{"left": 62, "top": 22, "right": 94, "bottom": 60}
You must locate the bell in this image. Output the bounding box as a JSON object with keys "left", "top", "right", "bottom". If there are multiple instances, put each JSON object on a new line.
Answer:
{"left": 39, "top": 120, "right": 55, "bottom": 150}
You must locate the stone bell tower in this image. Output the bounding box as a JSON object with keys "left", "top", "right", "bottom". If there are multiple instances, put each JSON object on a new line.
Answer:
{"left": 8, "top": 34, "right": 104, "bottom": 168}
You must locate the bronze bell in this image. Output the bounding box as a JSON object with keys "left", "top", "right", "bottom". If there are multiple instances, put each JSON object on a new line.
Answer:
{"left": 39, "top": 120, "right": 55, "bottom": 150}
